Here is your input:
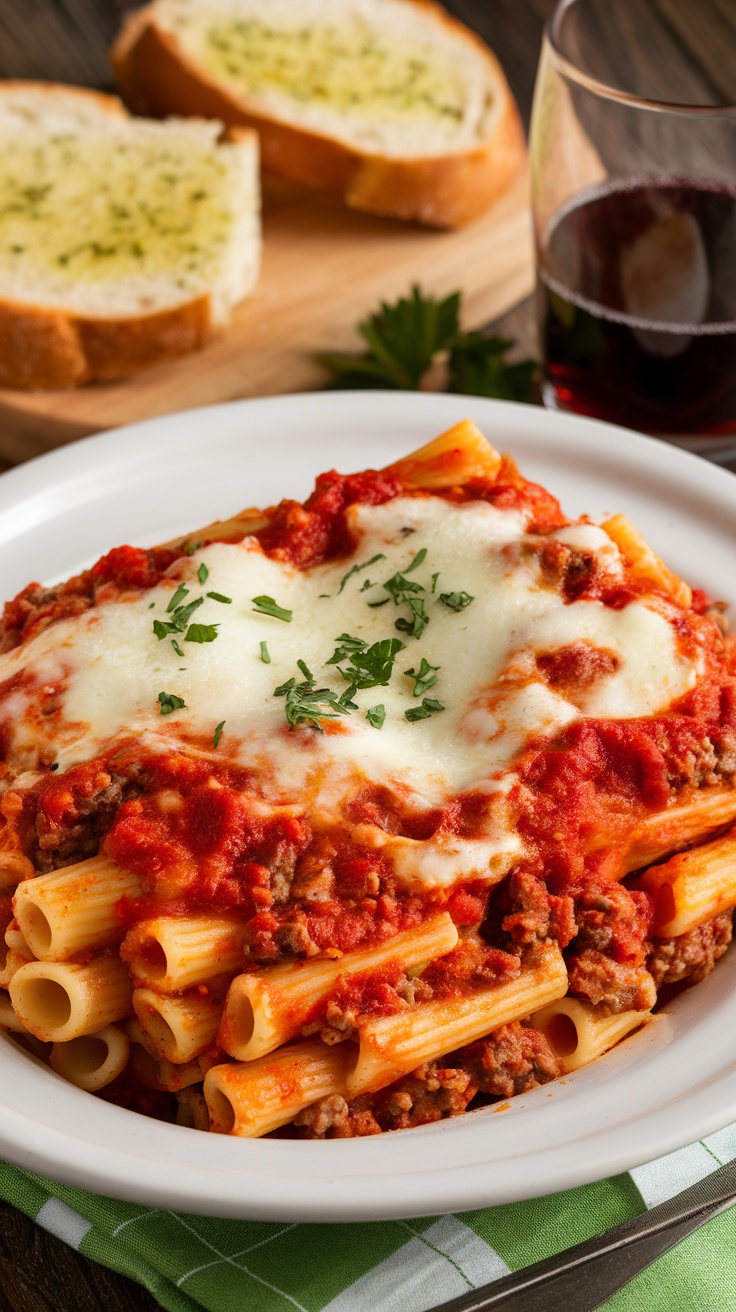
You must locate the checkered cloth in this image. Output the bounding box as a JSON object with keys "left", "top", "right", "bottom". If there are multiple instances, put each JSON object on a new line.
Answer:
{"left": 1, "top": 1126, "right": 735, "bottom": 1311}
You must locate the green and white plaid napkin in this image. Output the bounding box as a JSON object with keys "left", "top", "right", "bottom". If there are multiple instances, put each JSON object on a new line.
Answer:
{"left": 1, "top": 1127, "right": 735, "bottom": 1312}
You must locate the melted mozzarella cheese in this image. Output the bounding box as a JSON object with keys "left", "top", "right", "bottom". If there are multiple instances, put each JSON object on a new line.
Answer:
{"left": 0, "top": 497, "right": 702, "bottom": 890}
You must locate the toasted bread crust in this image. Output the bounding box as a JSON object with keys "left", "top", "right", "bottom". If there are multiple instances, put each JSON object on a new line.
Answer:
{"left": 0, "top": 81, "right": 258, "bottom": 390}
{"left": 111, "top": 2, "right": 525, "bottom": 228}
{"left": 0, "top": 295, "right": 213, "bottom": 390}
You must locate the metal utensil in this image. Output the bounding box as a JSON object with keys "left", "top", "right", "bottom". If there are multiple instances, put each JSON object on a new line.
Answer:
{"left": 424, "top": 1157, "right": 736, "bottom": 1312}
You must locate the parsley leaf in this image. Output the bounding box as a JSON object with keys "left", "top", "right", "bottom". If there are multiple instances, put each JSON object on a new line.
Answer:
{"left": 213, "top": 720, "right": 225, "bottom": 747}
{"left": 318, "top": 287, "right": 539, "bottom": 398}
{"left": 395, "top": 597, "right": 429, "bottom": 639}
{"left": 448, "top": 334, "right": 538, "bottom": 403}
{"left": 337, "top": 637, "right": 405, "bottom": 690}
{"left": 183, "top": 541, "right": 202, "bottom": 556}
{"left": 326, "top": 633, "right": 367, "bottom": 665}
{"left": 207, "top": 591, "right": 232, "bottom": 604}
{"left": 198, "top": 562, "right": 209, "bottom": 584}
{"left": 185, "top": 623, "right": 219, "bottom": 643}
{"left": 158, "top": 691, "right": 186, "bottom": 715}
{"left": 405, "top": 657, "right": 440, "bottom": 697}
{"left": 166, "top": 583, "right": 189, "bottom": 613}
{"left": 252, "top": 595, "right": 292, "bottom": 622}
{"left": 171, "top": 639, "right": 185, "bottom": 658}
{"left": 405, "top": 548, "right": 427, "bottom": 574}
{"left": 318, "top": 286, "right": 460, "bottom": 390}
{"left": 274, "top": 672, "right": 349, "bottom": 732}
{"left": 317, "top": 287, "right": 456, "bottom": 388}
{"left": 439, "top": 591, "right": 474, "bottom": 612}
{"left": 153, "top": 597, "right": 205, "bottom": 639}
{"left": 337, "top": 553, "right": 386, "bottom": 595}
{"left": 260, "top": 641, "right": 271, "bottom": 664}
{"left": 405, "top": 697, "right": 445, "bottom": 722}
{"left": 366, "top": 704, "right": 386, "bottom": 730}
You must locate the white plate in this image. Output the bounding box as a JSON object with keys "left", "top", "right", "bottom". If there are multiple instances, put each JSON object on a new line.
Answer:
{"left": 1, "top": 391, "right": 736, "bottom": 1222}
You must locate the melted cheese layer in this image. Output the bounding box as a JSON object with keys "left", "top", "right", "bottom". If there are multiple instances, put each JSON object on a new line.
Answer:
{"left": 0, "top": 497, "right": 702, "bottom": 890}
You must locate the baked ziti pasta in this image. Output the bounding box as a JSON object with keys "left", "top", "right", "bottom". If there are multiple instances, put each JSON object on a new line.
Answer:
{"left": 0, "top": 419, "right": 735, "bottom": 1137}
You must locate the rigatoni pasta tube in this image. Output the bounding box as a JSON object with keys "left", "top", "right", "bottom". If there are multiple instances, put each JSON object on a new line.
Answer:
{"left": 531, "top": 997, "right": 652, "bottom": 1073}
{"left": 0, "top": 991, "right": 31, "bottom": 1033}
{"left": 219, "top": 913, "right": 459, "bottom": 1062}
{"left": 9, "top": 955, "right": 133, "bottom": 1042}
{"left": 348, "top": 942, "right": 568, "bottom": 1096}
{"left": 122, "top": 917, "right": 246, "bottom": 992}
{"left": 384, "top": 420, "right": 502, "bottom": 490}
{"left": 635, "top": 830, "right": 736, "bottom": 937}
{"left": 50, "top": 1024, "right": 130, "bottom": 1091}
{"left": 133, "top": 988, "right": 222, "bottom": 1064}
{"left": 204, "top": 1040, "right": 352, "bottom": 1138}
{"left": 618, "top": 790, "right": 736, "bottom": 875}
{"left": 14, "top": 857, "right": 140, "bottom": 962}
{"left": 602, "top": 514, "right": 691, "bottom": 608}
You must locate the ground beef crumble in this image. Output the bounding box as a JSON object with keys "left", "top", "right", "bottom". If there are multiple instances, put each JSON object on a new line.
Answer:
{"left": 648, "top": 911, "right": 733, "bottom": 988}
{"left": 292, "top": 1022, "right": 562, "bottom": 1139}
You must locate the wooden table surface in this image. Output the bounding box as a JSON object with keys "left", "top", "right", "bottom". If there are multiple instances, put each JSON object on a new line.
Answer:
{"left": 0, "top": 2, "right": 732, "bottom": 1308}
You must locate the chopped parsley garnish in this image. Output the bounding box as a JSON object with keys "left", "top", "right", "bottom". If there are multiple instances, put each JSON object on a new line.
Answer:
{"left": 431, "top": 572, "right": 440, "bottom": 594}
{"left": 405, "top": 548, "right": 427, "bottom": 574}
{"left": 326, "top": 633, "right": 368, "bottom": 664}
{"left": 166, "top": 583, "right": 189, "bottom": 613}
{"left": 405, "top": 657, "right": 439, "bottom": 697}
{"left": 274, "top": 671, "right": 349, "bottom": 732}
{"left": 213, "top": 720, "right": 225, "bottom": 748}
{"left": 405, "top": 697, "right": 445, "bottom": 722}
{"left": 366, "top": 704, "right": 386, "bottom": 730}
{"left": 148, "top": 602, "right": 155, "bottom": 609}
{"left": 158, "top": 691, "right": 186, "bottom": 715}
{"left": 198, "top": 562, "right": 209, "bottom": 584}
{"left": 171, "top": 639, "right": 185, "bottom": 658}
{"left": 395, "top": 597, "right": 429, "bottom": 640}
{"left": 185, "top": 623, "right": 219, "bottom": 644}
{"left": 377, "top": 560, "right": 431, "bottom": 639}
{"left": 207, "top": 591, "right": 232, "bottom": 604}
{"left": 337, "top": 553, "right": 386, "bottom": 595}
{"left": 252, "top": 595, "right": 292, "bottom": 622}
{"left": 333, "top": 636, "right": 405, "bottom": 690}
{"left": 359, "top": 578, "right": 375, "bottom": 593}
{"left": 367, "top": 596, "right": 390, "bottom": 608}
{"left": 153, "top": 596, "right": 204, "bottom": 640}
{"left": 183, "top": 541, "right": 202, "bottom": 556}
{"left": 440, "top": 591, "right": 474, "bottom": 612}
{"left": 260, "top": 641, "right": 271, "bottom": 664}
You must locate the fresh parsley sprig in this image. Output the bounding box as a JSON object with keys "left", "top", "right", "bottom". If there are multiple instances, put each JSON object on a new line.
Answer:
{"left": 274, "top": 668, "right": 351, "bottom": 732}
{"left": 318, "top": 287, "right": 460, "bottom": 390}
{"left": 318, "top": 285, "right": 537, "bottom": 401}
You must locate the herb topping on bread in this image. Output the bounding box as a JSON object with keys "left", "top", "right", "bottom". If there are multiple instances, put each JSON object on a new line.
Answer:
{"left": 113, "top": 0, "right": 524, "bottom": 228}
{"left": 0, "top": 83, "right": 260, "bottom": 389}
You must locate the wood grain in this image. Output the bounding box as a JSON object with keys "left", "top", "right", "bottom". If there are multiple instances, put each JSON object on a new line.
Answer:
{"left": 0, "top": 163, "right": 533, "bottom": 463}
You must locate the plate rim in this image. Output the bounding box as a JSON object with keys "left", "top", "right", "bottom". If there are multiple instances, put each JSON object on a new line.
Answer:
{"left": 1, "top": 389, "right": 736, "bottom": 1220}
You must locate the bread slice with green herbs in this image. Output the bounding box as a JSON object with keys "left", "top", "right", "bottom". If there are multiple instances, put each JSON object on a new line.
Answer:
{"left": 0, "top": 82, "right": 260, "bottom": 389}
{"left": 111, "top": 0, "right": 524, "bottom": 228}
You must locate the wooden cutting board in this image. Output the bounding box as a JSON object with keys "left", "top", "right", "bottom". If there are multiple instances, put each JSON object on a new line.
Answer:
{"left": 0, "top": 165, "right": 533, "bottom": 465}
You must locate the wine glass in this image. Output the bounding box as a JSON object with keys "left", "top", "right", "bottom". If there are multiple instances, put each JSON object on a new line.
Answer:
{"left": 530, "top": 0, "right": 736, "bottom": 449}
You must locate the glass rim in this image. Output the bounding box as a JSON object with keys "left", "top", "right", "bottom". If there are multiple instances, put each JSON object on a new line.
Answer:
{"left": 546, "top": 0, "right": 736, "bottom": 117}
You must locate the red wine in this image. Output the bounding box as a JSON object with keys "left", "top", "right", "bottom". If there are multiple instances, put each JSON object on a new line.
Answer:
{"left": 538, "top": 180, "right": 736, "bottom": 435}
